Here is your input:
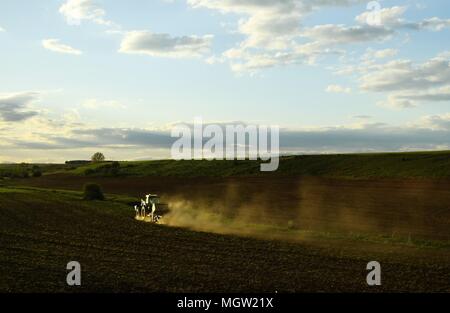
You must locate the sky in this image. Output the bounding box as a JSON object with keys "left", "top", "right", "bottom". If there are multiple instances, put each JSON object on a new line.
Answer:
{"left": 1, "top": 0, "right": 450, "bottom": 162}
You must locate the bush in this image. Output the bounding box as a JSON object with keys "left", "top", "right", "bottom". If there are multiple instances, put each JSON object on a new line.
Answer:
{"left": 32, "top": 166, "right": 42, "bottom": 177}
{"left": 32, "top": 170, "right": 42, "bottom": 177}
{"left": 83, "top": 183, "right": 105, "bottom": 201}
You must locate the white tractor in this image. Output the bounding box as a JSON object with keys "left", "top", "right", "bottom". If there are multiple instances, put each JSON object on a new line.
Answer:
{"left": 134, "top": 194, "right": 166, "bottom": 223}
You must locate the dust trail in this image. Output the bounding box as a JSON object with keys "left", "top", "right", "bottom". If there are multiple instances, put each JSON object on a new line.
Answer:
{"left": 161, "top": 196, "right": 299, "bottom": 241}
{"left": 158, "top": 177, "right": 450, "bottom": 242}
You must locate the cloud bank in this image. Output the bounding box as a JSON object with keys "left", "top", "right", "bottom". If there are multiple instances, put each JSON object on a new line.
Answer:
{"left": 0, "top": 92, "right": 40, "bottom": 122}
{"left": 119, "top": 31, "right": 213, "bottom": 58}
{"left": 42, "top": 39, "right": 83, "bottom": 55}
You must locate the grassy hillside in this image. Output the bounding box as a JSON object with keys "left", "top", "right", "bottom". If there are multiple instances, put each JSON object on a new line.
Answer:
{"left": 1, "top": 186, "right": 449, "bottom": 292}
{"left": 34, "top": 150, "right": 450, "bottom": 178}
{"left": 0, "top": 163, "right": 67, "bottom": 178}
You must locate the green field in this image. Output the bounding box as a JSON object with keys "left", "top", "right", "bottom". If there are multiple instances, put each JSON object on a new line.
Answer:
{"left": 62, "top": 150, "right": 450, "bottom": 178}
{"left": 3, "top": 151, "right": 450, "bottom": 179}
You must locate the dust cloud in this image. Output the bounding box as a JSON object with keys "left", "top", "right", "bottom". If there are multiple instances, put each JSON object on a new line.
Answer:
{"left": 159, "top": 177, "right": 450, "bottom": 242}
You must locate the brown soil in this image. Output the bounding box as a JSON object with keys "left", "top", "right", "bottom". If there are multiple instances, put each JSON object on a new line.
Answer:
{"left": 13, "top": 175, "right": 450, "bottom": 241}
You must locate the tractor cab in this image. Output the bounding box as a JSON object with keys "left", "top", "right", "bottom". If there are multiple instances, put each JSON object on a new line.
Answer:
{"left": 146, "top": 194, "right": 160, "bottom": 205}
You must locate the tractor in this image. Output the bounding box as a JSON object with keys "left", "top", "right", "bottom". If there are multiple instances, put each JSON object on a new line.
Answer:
{"left": 134, "top": 194, "right": 169, "bottom": 223}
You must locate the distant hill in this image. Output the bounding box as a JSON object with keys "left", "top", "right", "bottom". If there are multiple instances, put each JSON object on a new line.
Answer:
{"left": 35, "top": 150, "right": 450, "bottom": 179}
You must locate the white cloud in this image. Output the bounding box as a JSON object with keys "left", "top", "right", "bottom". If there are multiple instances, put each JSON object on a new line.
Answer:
{"left": 360, "top": 55, "right": 450, "bottom": 92}
{"left": 326, "top": 84, "right": 351, "bottom": 94}
{"left": 82, "top": 99, "right": 126, "bottom": 110}
{"left": 190, "top": 2, "right": 450, "bottom": 73}
{"left": 63, "top": 109, "right": 81, "bottom": 123}
{"left": 378, "top": 94, "right": 415, "bottom": 109}
{"left": 304, "top": 6, "right": 450, "bottom": 46}
{"left": 187, "top": 0, "right": 300, "bottom": 15}
{"left": 307, "top": 7, "right": 450, "bottom": 60}
{"left": 187, "top": 0, "right": 305, "bottom": 50}
{"left": 380, "top": 86, "right": 450, "bottom": 109}
{"left": 358, "top": 52, "right": 450, "bottom": 108}
{"left": 238, "top": 12, "right": 302, "bottom": 50}
{"left": 334, "top": 49, "right": 450, "bottom": 109}
{"left": 352, "top": 115, "right": 372, "bottom": 120}
{"left": 414, "top": 17, "right": 450, "bottom": 31}
{"left": 302, "top": 24, "right": 394, "bottom": 44}
{"left": 419, "top": 113, "right": 450, "bottom": 131}
{"left": 355, "top": 6, "right": 407, "bottom": 27}
{"left": 187, "top": 0, "right": 370, "bottom": 72}
{"left": 119, "top": 31, "right": 213, "bottom": 58}
{"left": 362, "top": 48, "right": 398, "bottom": 60}
{"left": 0, "top": 26, "right": 5, "bottom": 32}
{"left": 356, "top": 5, "right": 450, "bottom": 31}
{"left": 42, "top": 39, "right": 82, "bottom": 55}
{"left": 59, "top": 0, "right": 113, "bottom": 26}
{"left": 217, "top": 41, "right": 343, "bottom": 73}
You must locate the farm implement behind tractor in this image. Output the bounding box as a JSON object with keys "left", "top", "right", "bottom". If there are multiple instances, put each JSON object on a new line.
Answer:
{"left": 134, "top": 194, "right": 169, "bottom": 224}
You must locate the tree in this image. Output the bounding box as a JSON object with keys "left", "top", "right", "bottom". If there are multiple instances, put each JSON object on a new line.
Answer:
{"left": 91, "top": 152, "right": 105, "bottom": 163}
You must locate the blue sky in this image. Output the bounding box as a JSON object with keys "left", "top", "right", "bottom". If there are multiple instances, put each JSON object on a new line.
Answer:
{"left": 1, "top": 0, "right": 450, "bottom": 162}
